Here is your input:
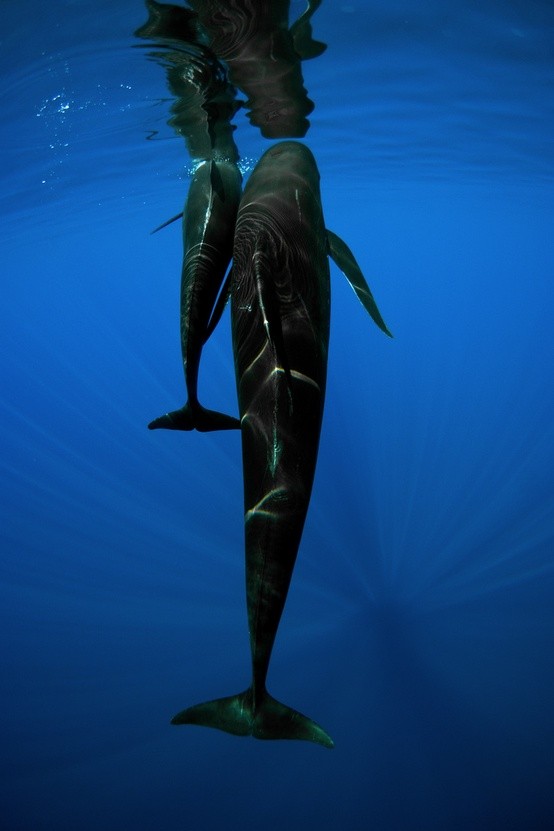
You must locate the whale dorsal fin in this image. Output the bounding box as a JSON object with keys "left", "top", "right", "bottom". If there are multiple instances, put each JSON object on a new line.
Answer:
{"left": 327, "top": 229, "right": 392, "bottom": 337}
{"left": 204, "top": 267, "right": 233, "bottom": 344}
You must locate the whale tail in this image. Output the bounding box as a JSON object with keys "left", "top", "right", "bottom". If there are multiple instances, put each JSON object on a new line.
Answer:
{"left": 148, "top": 402, "right": 240, "bottom": 432}
{"left": 171, "top": 688, "right": 334, "bottom": 749}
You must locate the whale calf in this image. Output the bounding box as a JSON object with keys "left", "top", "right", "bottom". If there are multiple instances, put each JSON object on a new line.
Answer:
{"left": 171, "top": 141, "right": 390, "bottom": 747}
{"left": 148, "top": 158, "right": 242, "bottom": 432}
{"left": 136, "top": 0, "right": 243, "bottom": 433}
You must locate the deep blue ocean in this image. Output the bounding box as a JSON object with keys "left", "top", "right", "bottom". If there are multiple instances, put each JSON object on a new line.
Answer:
{"left": 1, "top": 1, "right": 553, "bottom": 829}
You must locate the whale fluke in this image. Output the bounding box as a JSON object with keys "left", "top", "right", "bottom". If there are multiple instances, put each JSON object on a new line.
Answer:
{"left": 171, "top": 687, "right": 334, "bottom": 749}
{"left": 148, "top": 402, "right": 240, "bottom": 432}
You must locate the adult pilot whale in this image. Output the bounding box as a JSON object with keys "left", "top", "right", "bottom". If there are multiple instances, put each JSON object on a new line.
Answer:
{"left": 172, "top": 141, "right": 391, "bottom": 748}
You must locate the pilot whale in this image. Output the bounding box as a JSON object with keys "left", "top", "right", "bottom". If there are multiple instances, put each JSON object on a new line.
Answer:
{"left": 171, "top": 141, "right": 391, "bottom": 747}
{"left": 136, "top": 0, "right": 243, "bottom": 432}
{"left": 148, "top": 158, "right": 242, "bottom": 432}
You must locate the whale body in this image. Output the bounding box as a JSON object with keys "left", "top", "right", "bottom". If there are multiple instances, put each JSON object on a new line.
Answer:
{"left": 172, "top": 141, "right": 390, "bottom": 747}
{"left": 148, "top": 159, "right": 242, "bottom": 432}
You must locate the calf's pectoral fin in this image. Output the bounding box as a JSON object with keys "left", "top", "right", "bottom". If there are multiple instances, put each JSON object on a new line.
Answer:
{"left": 171, "top": 687, "right": 334, "bottom": 748}
{"left": 327, "top": 229, "right": 393, "bottom": 337}
{"left": 150, "top": 211, "right": 184, "bottom": 235}
{"left": 148, "top": 402, "right": 240, "bottom": 432}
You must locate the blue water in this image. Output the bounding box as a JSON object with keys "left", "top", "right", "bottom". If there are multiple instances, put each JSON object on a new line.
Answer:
{"left": 1, "top": 1, "right": 553, "bottom": 829}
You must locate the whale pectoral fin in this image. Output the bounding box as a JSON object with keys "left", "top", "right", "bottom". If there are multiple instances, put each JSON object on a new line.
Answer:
{"left": 171, "top": 688, "right": 334, "bottom": 749}
{"left": 148, "top": 402, "right": 240, "bottom": 432}
{"left": 204, "top": 268, "right": 233, "bottom": 344}
{"left": 150, "top": 211, "right": 184, "bottom": 235}
{"left": 327, "top": 229, "right": 393, "bottom": 338}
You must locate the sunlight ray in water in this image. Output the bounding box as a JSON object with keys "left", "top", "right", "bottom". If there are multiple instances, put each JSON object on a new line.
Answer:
{"left": 371, "top": 439, "right": 553, "bottom": 609}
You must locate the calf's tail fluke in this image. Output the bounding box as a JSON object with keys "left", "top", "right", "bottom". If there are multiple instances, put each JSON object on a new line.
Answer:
{"left": 171, "top": 687, "right": 334, "bottom": 749}
{"left": 148, "top": 402, "right": 240, "bottom": 432}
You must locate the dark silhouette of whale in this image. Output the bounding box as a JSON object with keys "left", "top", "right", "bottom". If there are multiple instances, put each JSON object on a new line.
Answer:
{"left": 171, "top": 141, "right": 391, "bottom": 747}
{"left": 148, "top": 158, "right": 242, "bottom": 432}
{"left": 136, "top": 0, "right": 243, "bottom": 432}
